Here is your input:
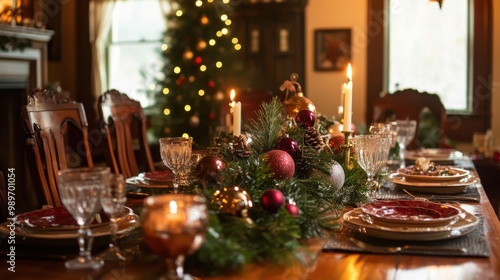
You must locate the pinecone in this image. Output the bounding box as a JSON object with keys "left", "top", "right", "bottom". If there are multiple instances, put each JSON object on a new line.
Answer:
{"left": 304, "top": 127, "right": 324, "bottom": 151}
{"left": 232, "top": 134, "right": 253, "bottom": 158}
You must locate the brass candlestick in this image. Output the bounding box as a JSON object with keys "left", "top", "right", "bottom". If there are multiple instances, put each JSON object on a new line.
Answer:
{"left": 342, "top": 131, "right": 354, "bottom": 170}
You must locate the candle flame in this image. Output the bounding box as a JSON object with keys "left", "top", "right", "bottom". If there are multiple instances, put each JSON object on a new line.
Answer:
{"left": 230, "top": 89, "right": 235, "bottom": 101}
{"left": 169, "top": 200, "right": 178, "bottom": 214}
{"left": 347, "top": 63, "right": 352, "bottom": 82}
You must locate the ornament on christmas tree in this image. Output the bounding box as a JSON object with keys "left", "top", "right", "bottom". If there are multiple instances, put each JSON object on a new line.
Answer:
{"left": 212, "top": 186, "right": 253, "bottom": 217}
{"left": 328, "top": 135, "right": 345, "bottom": 155}
{"left": 263, "top": 150, "right": 295, "bottom": 180}
{"left": 280, "top": 73, "right": 316, "bottom": 119}
{"left": 183, "top": 49, "right": 194, "bottom": 60}
{"left": 284, "top": 200, "right": 300, "bottom": 218}
{"left": 295, "top": 109, "right": 315, "bottom": 128}
{"left": 328, "top": 160, "right": 345, "bottom": 190}
{"left": 195, "top": 155, "right": 226, "bottom": 189}
{"left": 189, "top": 114, "right": 200, "bottom": 127}
{"left": 276, "top": 135, "right": 299, "bottom": 158}
{"left": 260, "top": 189, "right": 285, "bottom": 213}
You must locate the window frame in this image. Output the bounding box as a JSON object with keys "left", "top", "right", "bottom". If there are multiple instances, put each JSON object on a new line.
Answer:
{"left": 366, "top": 0, "right": 492, "bottom": 142}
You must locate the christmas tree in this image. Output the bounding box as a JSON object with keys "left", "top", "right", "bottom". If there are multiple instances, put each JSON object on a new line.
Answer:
{"left": 149, "top": 0, "right": 243, "bottom": 148}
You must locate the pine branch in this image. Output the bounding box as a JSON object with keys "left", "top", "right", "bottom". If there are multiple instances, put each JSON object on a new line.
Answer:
{"left": 245, "top": 97, "right": 287, "bottom": 154}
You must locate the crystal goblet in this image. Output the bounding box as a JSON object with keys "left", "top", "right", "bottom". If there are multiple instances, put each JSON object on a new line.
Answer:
{"left": 57, "top": 167, "right": 110, "bottom": 269}
{"left": 100, "top": 173, "right": 127, "bottom": 262}
{"left": 353, "top": 135, "right": 392, "bottom": 200}
{"left": 395, "top": 119, "right": 417, "bottom": 167}
{"left": 141, "top": 194, "right": 208, "bottom": 280}
{"left": 159, "top": 137, "right": 193, "bottom": 191}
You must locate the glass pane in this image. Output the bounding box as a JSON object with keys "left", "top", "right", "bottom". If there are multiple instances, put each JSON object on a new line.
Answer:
{"left": 388, "top": 0, "right": 469, "bottom": 111}
{"left": 111, "top": 0, "right": 167, "bottom": 42}
{"left": 108, "top": 43, "right": 163, "bottom": 107}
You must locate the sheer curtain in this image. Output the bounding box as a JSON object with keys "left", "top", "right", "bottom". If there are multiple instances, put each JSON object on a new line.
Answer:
{"left": 89, "top": 0, "right": 117, "bottom": 98}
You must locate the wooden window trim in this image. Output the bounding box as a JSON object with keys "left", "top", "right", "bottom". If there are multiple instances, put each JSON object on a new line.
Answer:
{"left": 366, "top": 0, "right": 492, "bottom": 142}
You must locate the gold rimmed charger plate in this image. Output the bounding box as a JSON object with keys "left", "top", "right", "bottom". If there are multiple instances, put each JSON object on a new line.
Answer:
{"left": 343, "top": 208, "right": 479, "bottom": 241}
{"left": 397, "top": 166, "right": 470, "bottom": 181}
{"left": 389, "top": 173, "right": 478, "bottom": 194}
{"left": 0, "top": 211, "right": 138, "bottom": 239}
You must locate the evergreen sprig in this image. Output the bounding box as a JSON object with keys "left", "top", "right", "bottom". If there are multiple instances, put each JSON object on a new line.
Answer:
{"left": 187, "top": 97, "right": 367, "bottom": 275}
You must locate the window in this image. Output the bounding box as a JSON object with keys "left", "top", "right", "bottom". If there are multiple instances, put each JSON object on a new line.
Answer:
{"left": 387, "top": 0, "right": 469, "bottom": 111}
{"left": 107, "top": 0, "right": 168, "bottom": 108}
{"left": 367, "top": 0, "right": 492, "bottom": 142}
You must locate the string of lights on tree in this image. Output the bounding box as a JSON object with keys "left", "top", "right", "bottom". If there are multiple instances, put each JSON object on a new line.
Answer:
{"left": 149, "top": 0, "right": 245, "bottom": 148}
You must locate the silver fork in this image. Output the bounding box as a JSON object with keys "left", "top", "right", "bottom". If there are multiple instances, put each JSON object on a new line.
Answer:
{"left": 349, "top": 237, "right": 467, "bottom": 254}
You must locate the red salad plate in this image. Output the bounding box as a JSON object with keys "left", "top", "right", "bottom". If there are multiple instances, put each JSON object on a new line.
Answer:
{"left": 139, "top": 170, "right": 175, "bottom": 184}
{"left": 360, "top": 200, "right": 462, "bottom": 226}
{"left": 14, "top": 206, "right": 112, "bottom": 230}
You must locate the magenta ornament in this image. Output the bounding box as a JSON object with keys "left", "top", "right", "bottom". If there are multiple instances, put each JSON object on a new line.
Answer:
{"left": 295, "top": 109, "right": 315, "bottom": 128}
{"left": 195, "top": 155, "right": 226, "bottom": 189}
{"left": 277, "top": 135, "right": 299, "bottom": 157}
{"left": 260, "top": 189, "right": 285, "bottom": 213}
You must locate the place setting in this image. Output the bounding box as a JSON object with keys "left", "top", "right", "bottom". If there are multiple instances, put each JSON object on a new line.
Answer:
{"left": 381, "top": 157, "right": 482, "bottom": 204}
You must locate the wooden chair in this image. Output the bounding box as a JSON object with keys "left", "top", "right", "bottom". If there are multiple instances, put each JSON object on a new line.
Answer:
{"left": 372, "top": 89, "right": 447, "bottom": 150}
{"left": 21, "top": 88, "right": 94, "bottom": 207}
{"left": 0, "top": 171, "right": 7, "bottom": 223}
{"left": 98, "top": 89, "right": 155, "bottom": 178}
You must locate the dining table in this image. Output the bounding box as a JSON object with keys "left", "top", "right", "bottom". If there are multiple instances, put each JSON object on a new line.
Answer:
{"left": 1, "top": 158, "right": 500, "bottom": 280}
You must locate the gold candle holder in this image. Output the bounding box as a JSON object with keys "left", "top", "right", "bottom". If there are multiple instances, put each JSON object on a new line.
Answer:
{"left": 341, "top": 131, "right": 354, "bottom": 170}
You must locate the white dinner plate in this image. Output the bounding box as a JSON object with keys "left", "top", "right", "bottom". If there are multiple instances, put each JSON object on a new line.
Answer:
{"left": 397, "top": 166, "right": 470, "bottom": 181}
{"left": 406, "top": 149, "right": 466, "bottom": 163}
{"left": 389, "top": 173, "right": 478, "bottom": 194}
{"left": 343, "top": 207, "right": 478, "bottom": 241}
{"left": 126, "top": 176, "right": 172, "bottom": 189}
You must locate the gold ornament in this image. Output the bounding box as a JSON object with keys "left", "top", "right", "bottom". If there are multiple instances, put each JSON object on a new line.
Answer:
{"left": 183, "top": 49, "right": 193, "bottom": 60}
{"left": 280, "top": 73, "right": 316, "bottom": 119}
{"left": 211, "top": 186, "right": 253, "bottom": 218}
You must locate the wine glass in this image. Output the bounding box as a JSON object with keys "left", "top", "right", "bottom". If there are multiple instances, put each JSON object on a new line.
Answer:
{"left": 369, "top": 122, "right": 399, "bottom": 169}
{"left": 395, "top": 119, "right": 417, "bottom": 167}
{"left": 159, "top": 137, "right": 193, "bottom": 191}
{"left": 100, "top": 173, "right": 127, "bottom": 262}
{"left": 141, "top": 194, "right": 208, "bottom": 280}
{"left": 352, "top": 135, "right": 392, "bottom": 200}
{"left": 57, "top": 167, "right": 110, "bottom": 269}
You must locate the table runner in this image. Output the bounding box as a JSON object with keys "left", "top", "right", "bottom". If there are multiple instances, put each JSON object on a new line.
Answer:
{"left": 323, "top": 217, "right": 489, "bottom": 257}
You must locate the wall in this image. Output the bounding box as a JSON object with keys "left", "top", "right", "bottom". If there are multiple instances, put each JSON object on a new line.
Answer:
{"left": 47, "top": 0, "right": 76, "bottom": 98}
{"left": 306, "top": 0, "right": 368, "bottom": 129}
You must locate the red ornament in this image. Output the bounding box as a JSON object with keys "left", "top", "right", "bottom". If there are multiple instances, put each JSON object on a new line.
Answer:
{"left": 194, "top": 56, "right": 202, "bottom": 65}
{"left": 277, "top": 135, "right": 299, "bottom": 157}
{"left": 260, "top": 189, "right": 285, "bottom": 213}
{"left": 328, "top": 135, "right": 345, "bottom": 155}
{"left": 195, "top": 155, "right": 226, "bottom": 189}
{"left": 295, "top": 109, "right": 315, "bottom": 128}
{"left": 264, "top": 150, "right": 295, "bottom": 180}
{"left": 284, "top": 202, "right": 300, "bottom": 218}
{"left": 176, "top": 76, "right": 185, "bottom": 86}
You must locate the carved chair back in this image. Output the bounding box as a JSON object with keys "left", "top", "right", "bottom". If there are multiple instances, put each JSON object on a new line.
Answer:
{"left": 372, "top": 89, "right": 447, "bottom": 149}
{"left": 98, "top": 89, "right": 155, "bottom": 178}
{"left": 21, "top": 89, "right": 93, "bottom": 207}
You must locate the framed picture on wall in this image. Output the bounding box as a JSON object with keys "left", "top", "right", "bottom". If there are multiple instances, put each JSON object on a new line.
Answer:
{"left": 314, "top": 29, "right": 351, "bottom": 71}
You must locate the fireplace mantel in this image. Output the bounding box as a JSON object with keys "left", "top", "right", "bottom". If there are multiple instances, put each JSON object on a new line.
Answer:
{"left": 0, "top": 24, "right": 54, "bottom": 89}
